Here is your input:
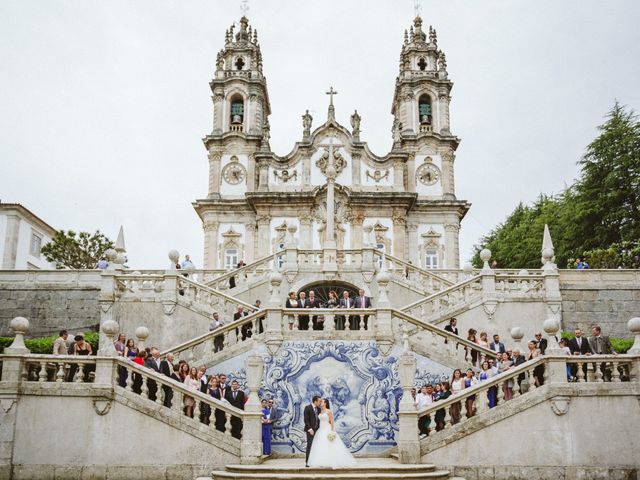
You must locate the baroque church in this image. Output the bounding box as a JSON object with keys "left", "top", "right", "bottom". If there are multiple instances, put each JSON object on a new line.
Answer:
{"left": 194, "top": 16, "right": 470, "bottom": 271}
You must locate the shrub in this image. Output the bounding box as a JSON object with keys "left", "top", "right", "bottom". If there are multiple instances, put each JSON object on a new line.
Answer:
{"left": 560, "top": 331, "right": 632, "bottom": 354}
{"left": 0, "top": 332, "right": 100, "bottom": 354}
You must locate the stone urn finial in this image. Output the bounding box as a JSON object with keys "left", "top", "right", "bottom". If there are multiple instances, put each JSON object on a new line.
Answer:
{"left": 104, "top": 248, "right": 117, "bottom": 263}
{"left": 363, "top": 224, "right": 374, "bottom": 247}
{"left": 5, "top": 317, "right": 30, "bottom": 354}
{"left": 543, "top": 317, "right": 562, "bottom": 353}
{"left": 135, "top": 326, "right": 150, "bottom": 350}
{"left": 510, "top": 327, "right": 524, "bottom": 348}
{"left": 628, "top": 317, "right": 640, "bottom": 355}
{"left": 98, "top": 320, "right": 120, "bottom": 356}
{"left": 168, "top": 249, "right": 180, "bottom": 269}
{"left": 480, "top": 248, "right": 492, "bottom": 271}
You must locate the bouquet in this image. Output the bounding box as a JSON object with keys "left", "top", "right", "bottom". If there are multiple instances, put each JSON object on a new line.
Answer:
{"left": 327, "top": 431, "right": 337, "bottom": 442}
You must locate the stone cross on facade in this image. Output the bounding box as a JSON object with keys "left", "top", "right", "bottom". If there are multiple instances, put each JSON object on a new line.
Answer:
{"left": 326, "top": 86, "right": 338, "bottom": 121}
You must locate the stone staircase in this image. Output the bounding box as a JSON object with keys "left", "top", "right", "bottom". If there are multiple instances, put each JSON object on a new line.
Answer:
{"left": 205, "top": 458, "right": 463, "bottom": 480}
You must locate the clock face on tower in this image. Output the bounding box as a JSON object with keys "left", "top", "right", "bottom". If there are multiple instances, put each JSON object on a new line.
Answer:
{"left": 416, "top": 162, "right": 441, "bottom": 186}
{"left": 222, "top": 162, "right": 247, "bottom": 185}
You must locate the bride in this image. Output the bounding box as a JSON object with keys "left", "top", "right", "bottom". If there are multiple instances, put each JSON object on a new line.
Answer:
{"left": 307, "top": 398, "right": 357, "bottom": 468}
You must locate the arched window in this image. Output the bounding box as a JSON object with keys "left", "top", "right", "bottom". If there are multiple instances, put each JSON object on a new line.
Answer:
{"left": 229, "top": 94, "right": 244, "bottom": 130}
{"left": 418, "top": 94, "right": 432, "bottom": 125}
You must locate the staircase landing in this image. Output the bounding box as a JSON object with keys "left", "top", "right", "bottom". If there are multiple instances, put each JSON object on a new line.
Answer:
{"left": 205, "top": 458, "right": 464, "bottom": 480}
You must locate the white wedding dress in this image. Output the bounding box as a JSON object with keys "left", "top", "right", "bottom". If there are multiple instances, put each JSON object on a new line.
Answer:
{"left": 307, "top": 411, "right": 357, "bottom": 468}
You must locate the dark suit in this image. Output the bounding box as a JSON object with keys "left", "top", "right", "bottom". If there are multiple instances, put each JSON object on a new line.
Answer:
{"left": 489, "top": 342, "right": 506, "bottom": 354}
{"left": 303, "top": 404, "right": 320, "bottom": 465}
{"left": 588, "top": 335, "right": 612, "bottom": 355}
{"left": 225, "top": 389, "right": 245, "bottom": 439}
{"left": 306, "top": 297, "right": 322, "bottom": 330}
{"left": 298, "top": 298, "right": 310, "bottom": 330}
{"left": 443, "top": 324, "right": 458, "bottom": 345}
{"left": 159, "top": 359, "right": 173, "bottom": 407}
{"left": 337, "top": 297, "right": 354, "bottom": 330}
{"left": 569, "top": 336, "right": 592, "bottom": 379}
{"left": 512, "top": 354, "right": 526, "bottom": 386}
{"left": 144, "top": 357, "right": 161, "bottom": 401}
{"left": 353, "top": 295, "right": 372, "bottom": 330}
{"left": 210, "top": 387, "right": 226, "bottom": 433}
{"left": 234, "top": 310, "right": 250, "bottom": 340}
{"left": 536, "top": 338, "right": 548, "bottom": 355}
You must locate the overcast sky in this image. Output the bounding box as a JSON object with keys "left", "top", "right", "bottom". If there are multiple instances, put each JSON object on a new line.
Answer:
{"left": 1, "top": 0, "right": 639, "bottom": 269}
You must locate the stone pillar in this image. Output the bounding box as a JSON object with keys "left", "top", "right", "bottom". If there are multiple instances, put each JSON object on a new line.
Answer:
{"left": 375, "top": 271, "right": 393, "bottom": 354}
{"left": 439, "top": 91, "right": 451, "bottom": 134}
{"left": 265, "top": 272, "right": 283, "bottom": 354}
{"left": 350, "top": 212, "right": 364, "bottom": 250}
{"left": 393, "top": 161, "right": 404, "bottom": 189}
{"left": 212, "top": 94, "right": 223, "bottom": 134}
{"left": 441, "top": 151, "right": 455, "bottom": 199}
{"left": 407, "top": 223, "right": 419, "bottom": 266}
{"left": 628, "top": 318, "right": 640, "bottom": 382}
{"left": 257, "top": 160, "right": 269, "bottom": 192}
{"left": 98, "top": 268, "right": 119, "bottom": 352}
{"left": 397, "top": 352, "right": 419, "bottom": 464}
{"left": 1, "top": 214, "right": 20, "bottom": 269}
{"left": 299, "top": 214, "right": 312, "bottom": 250}
{"left": 284, "top": 225, "right": 298, "bottom": 270}
{"left": 407, "top": 154, "right": 416, "bottom": 193}
{"left": 208, "top": 153, "right": 221, "bottom": 197}
{"left": 244, "top": 223, "right": 256, "bottom": 263}
{"left": 392, "top": 212, "right": 407, "bottom": 260}
{"left": 241, "top": 352, "right": 265, "bottom": 464}
{"left": 256, "top": 215, "right": 271, "bottom": 258}
{"left": 246, "top": 155, "right": 255, "bottom": 193}
{"left": 351, "top": 153, "right": 361, "bottom": 188}
{"left": 203, "top": 220, "right": 220, "bottom": 269}
{"left": 480, "top": 249, "right": 497, "bottom": 325}
{"left": 542, "top": 250, "right": 563, "bottom": 326}
{"left": 444, "top": 222, "right": 460, "bottom": 269}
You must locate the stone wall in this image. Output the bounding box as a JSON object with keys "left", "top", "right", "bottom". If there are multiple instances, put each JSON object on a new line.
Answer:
{"left": 560, "top": 270, "right": 640, "bottom": 337}
{"left": 0, "top": 287, "right": 100, "bottom": 337}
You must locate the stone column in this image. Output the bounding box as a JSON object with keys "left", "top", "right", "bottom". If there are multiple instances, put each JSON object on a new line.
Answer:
{"left": 265, "top": 272, "right": 283, "bottom": 354}
{"left": 203, "top": 220, "right": 220, "bottom": 269}
{"left": 407, "top": 223, "right": 419, "bottom": 266}
{"left": 542, "top": 249, "right": 563, "bottom": 326}
{"left": 444, "top": 222, "right": 460, "bottom": 269}
{"left": 441, "top": 151, "right": 455, "bottom": 199}
{"left": 407, "top": 154, "right": 416, "bottom": 193}
{"left": 257, "top": 160, "right": 269, "bottom": 192}
{"left": 438, "top": 91, "right": 451, "bottom": 134}
{"left": 350, "top": 212, "right": 364, "bottom": 249}
{"left": 212, "top": 93, "right": 223, "bottom": 134}
{"left": 375, "top": 271, "right": 393, "bottom": 354}
{"left": 1, "top": 214, "right": 20, "bottom": 269}
{"left": 299, "top": 214, "right": 312, "bottom": 250}
{"left": 480, "top": 249, "right": 497, "bottom": 325}
{"left": 392, "top": 211, "right": 407, "bottom": 260}
{"left": 351, "top": 153, "right": 361, "bottom": 188}
{"left": 208, "top": 153, "right": 221, "bottom": 197}
{"left": 241, "top": 352, "right": 265, "bottom": 464}
{"left": 256, "top": 215, "right": 271, "bottom": 258}
{"left": 98, "top": 265, "right": 119, "bottom": 352}
{"left": 244, "top": 223, "right": 256, "bottom": 263}
{"left": 397, "top": 351, "right": 419, "bottom": 464}
{"left": 393, "top": 161, "right": 404, "bottom": 189}
{"left": 246, "top": 154, "right": 255, "bottom": 193}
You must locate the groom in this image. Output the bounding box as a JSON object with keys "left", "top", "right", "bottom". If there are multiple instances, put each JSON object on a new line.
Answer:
{"left": 303, "top": 395, "right": 322, "bottom": 467}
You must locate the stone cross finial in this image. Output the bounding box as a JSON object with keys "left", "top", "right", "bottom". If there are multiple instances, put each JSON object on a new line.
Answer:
{"left": 240, "top": 0, "right": 249, "bottom": 18}
{"left": 326, "top": 86, "right": 338, "bottom": 121}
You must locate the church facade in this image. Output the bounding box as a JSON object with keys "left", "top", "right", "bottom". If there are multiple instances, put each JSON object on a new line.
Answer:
{"left": 194, "top": 16, "right": 470, "bottom": 270}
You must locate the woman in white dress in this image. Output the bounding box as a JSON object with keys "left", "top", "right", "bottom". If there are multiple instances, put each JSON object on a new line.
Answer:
{"left": 307, "top": 398, "right": 357, "bottom": 468}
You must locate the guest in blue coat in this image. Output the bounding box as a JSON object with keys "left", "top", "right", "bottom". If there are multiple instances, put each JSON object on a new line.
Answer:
{"left": 261, "top": 399, "right": 272, "bottom": 455}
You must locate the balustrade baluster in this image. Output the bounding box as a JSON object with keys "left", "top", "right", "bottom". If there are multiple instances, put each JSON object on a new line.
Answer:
{"left": 611, "top": 362, "right": 621, "bottom": 382}
{"left": 172, "top": 390, "right": 183, "bottom": 414}
{"left": 497, "top": 379, "right": 506, "bottom": 404}
{"left": 195, "top": 399, "right": 202, "bottom": 421}
{"left": 294, "top": 314, "right": 300, "bottom": 331}
{"left": 141, "top": 376, "right": 149, "bottom": 399}
{"left": 594, "top": 362, "right": 604, "bottom": 382}
{"left": 74, "top": 363, "right": 85, "bottom": 383}
{"left": 225, "top": 413, "right": 233, "bottom": 436}
{"left": 476, "top": 388, "right": 488, "bottom": 414}
{"left": 125, "top": 366, "right": 134, "bottom": 391}
{"left": 56, "top": 363, "right": 66, "bottom": 382}
{"left": 38, "top": 361, "right": 47, "bottom": 382}
{"left": 444, "top": 404, "right": 452, "bottom": 429}
{"left": 513, "top": 375, "right": 521, "bottom": 398}
{"left": 576, "top": 361, "right": 586, "bottom": 383}
{"left": 326, "top": 313, "right": 335, "bottom": 332}
{"left": 156, "top": 385, "right": 164, "bottom": 405}
{"left": 223, "top": 332, "right": 231, "bottom": 350}
{"left": 527, "top": 367, "right": 536, "bottom": 390}
{"left": 359, "top": 315, "right": 365, "bottom": 331}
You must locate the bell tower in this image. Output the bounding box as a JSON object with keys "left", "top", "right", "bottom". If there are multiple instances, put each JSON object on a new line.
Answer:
{"left": 204, "top": 15, "right": 271, "bottom": 198}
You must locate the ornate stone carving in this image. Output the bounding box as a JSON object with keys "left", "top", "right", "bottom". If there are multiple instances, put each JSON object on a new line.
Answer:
{"left": 416, "top": 161, "right": 441, "bottom": 186}
{"left": 392, "top": 214, "right": 406, "bottom": 226}
{"left": 550, "top": 396, "right": 571, "bottom": 416}
{"left": 273, "top": 169, "right": 298, "bottom": 183}
{"left": 366, "top": 169, "right": 389, "bottom": 183}
{"left": 444, "top": 223, "right": 459, "bottom": 233}
{"left": 92, "top": 399, "right": 113, "bottom": 416}
{"left": 203, "top": 220, "right": 220, "bottom": 230}
{"left": 222, "top": 159, "right": 246, "bottom": 185}
{"left": 256, "top": 214, "right": 271, "bottom": 225}
{"left": 302, "top": 110, "right": 312, "bottom": 138}
{"left": 316, "top": 147, "right": 346, "bottom": 177}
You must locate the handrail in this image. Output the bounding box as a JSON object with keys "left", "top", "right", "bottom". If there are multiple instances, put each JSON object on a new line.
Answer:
{"left": 391, "top": 308, "right": 499, "bottom": 360}
{"left": 374, "top": 249, "right": 455, "bottom": 287}
{"left": 400, "top": 274, "right": 482, "bottom": 313}
{"left": 205, "top": 251, "right": 283, "bottom": 287}
{"left": 178, "top": 275, "right": 257, "bottom": 312}
{"left": 159, "top": 308, "right": 265, "bottom": 357}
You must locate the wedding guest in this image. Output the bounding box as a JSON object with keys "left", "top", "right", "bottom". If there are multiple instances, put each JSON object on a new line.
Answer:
{"left": 466, "top": 328, "right": 478, "bottom": 365}
{"left": 210, "top": 312, "right": 225, "bottom": 352}
{"left": 183, "top": 367, "right": 200, "bottom": 418}
{"left": 124, "top": 339, "right": 138, "bottom": 359}
{"left": 226, "top": 380, "right": 245, "bottom": 439}
{"left": 229, "top": 260, "right": 246, "bottom": 289}
{"left": 53, "top": 330, "right": 68, "bottom": 356}
{"left": 353, "top": 288, "right": 372, "bottom": 330}
{"left": 525, "top": 341, "right": 543, "bottom": 387}
{"left": 198, "top": 368, "right": 211, "bottom": 424}
{"left": 254, "top": 299, "right": 265, "bottom": 334}
{"left": 132, "top": 350, "right": 146, "bottom": 394}
{"left": 498, "top": 352, "right": 513, "bottom": 400}
{"left": 179, "top": 362, "right": 189, "bottom": 382}
{"left": 490, "top": 334, "right": 506, "bottom": 353}
{"left": 209, "top": 376, "right": 225, "bottom": 433}
{"left": 298, "top": 291, "right": 309, "bottom": 330}
{"left": 478, "top": 331, "right": 489, "bottom": 349}
{"left": 433, "top": 383, "right": 442, "bottom": 400}
{"left": 479, "top": 361, "right": 496, "bottom": 408}
{"left": 434, "top": 382, "right": 452, "bottom": 431}
{"left": 181, "top": 254, "right": 195, "bottom": 270}
{"left": 444, "top": 318, "right": 458, "bottom": 345}
{"left": 464, "top": 368, "right": 477, "bottom": 417}
{"left": 160, "top": 353, "right": 175, "bottom": 408}
{"left": 233, "top": 305, "right": 251, "bottom": 340}
{"left": 415, "top": 385, "right": 434, "bottom": 436}
{"left": 261, "top": 399, "right": 272, "bottom": 455}
{"left": 534, "top": 332, "right": 548, "bottom": 355}
{"left": 326, "top": 290, "right": 339, "bottom": 308}
{"left": 307, "top": 290, "right": 322, "bottom": 330}
{"left": 512, "top": 348, "right": 527, "bottom": 388}
{"left": 450, "top": 369, "right": 465, "bottom": 423}
{"left": 338, "top": 290, "right": 354, "bottom": 330}
{"left": 559, "top": 338, "right": 573, "bottom": 380}
{"left": 69, "top": 334, "right": 93, "bottom": 382}
{"left": 285, "top": 291, "right": 299, "bottom": 330}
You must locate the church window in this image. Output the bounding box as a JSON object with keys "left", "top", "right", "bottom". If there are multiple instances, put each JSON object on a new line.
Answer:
{"left": 417, "top": 57, "right": 427, "bottom": 71}
{"left": 419, "top": 94, "right": 432, "bottom": 125}
{"left": 425, "top": 249, "right": 438, "bottom": 269}
{"left": 235, "top": 57, "right": 245, "bottom": 70}
{"left": 230, "top": 95, "right": 244, "bottom": 126}
{"left": 29, "top": 232, "right": 42, "bottom": 258}
{"left": 276, "top": 242, "right": 285, "bottom": 269}
{"left": 225, "top": 248, "right": 238, "bottom": 269}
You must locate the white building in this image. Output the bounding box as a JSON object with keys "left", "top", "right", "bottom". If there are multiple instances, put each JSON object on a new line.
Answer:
{"left": 0, "top": 203, "right": 56, "bottom": 269}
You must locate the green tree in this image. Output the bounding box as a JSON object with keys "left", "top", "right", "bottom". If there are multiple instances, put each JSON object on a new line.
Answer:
{"left": 41, "top": 230, "right": 114, "bottom": 269}
{"left": 472, "top": 103, "right": 640, "bottom": 269}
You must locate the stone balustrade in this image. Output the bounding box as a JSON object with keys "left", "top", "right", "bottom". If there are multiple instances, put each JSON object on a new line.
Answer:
{"left": 494, "top": 274, "right": 544, "bottom": 295}
{"left": 401, "top": 275, "right": 483, "bottom": 320}
{"left": 0, "top": 269, "right": 102, "bottom": 287}
{"left": 20, "top": 354, "right": 98, "bottom": 383}
{"left": 205, "top": 252, "right": 280, "bottom": 290}
{"left": 283, "top": 307, "right": 376, "bottom": 332}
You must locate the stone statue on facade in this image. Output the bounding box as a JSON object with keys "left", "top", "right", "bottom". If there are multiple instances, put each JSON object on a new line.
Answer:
{"left": 350, "top": 110, "right": 361, "bottom": 140}
{"left": 302, "top": 110, "right": 313, "bottom": 138}
{"left": 392, "top": 118, "right": 402, "bottom": 144}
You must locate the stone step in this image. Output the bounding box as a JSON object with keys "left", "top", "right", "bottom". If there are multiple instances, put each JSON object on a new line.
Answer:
{"left": 224, "top": 462, "right": 439, "bottom": 474}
